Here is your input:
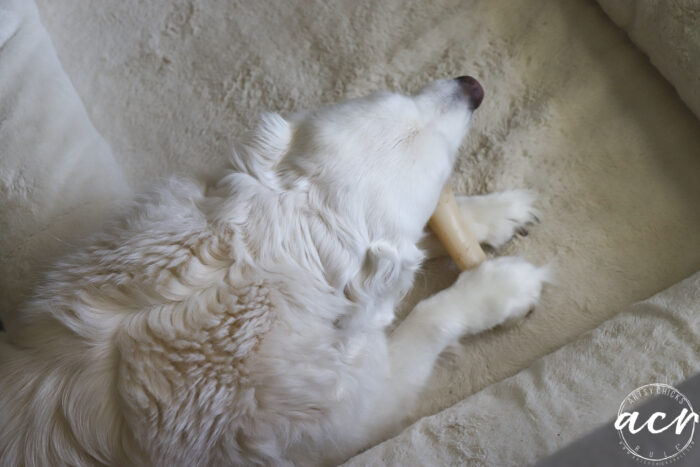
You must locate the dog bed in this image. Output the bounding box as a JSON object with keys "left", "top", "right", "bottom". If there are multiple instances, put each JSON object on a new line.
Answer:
{"left": 0, "top": 0, "right": 128, "bottom": 328}
{"left": 1, "top": 0, "right": 699, "bottom": 463}
{"left": 597, "top": 0, "right": 700, "bottom": 120}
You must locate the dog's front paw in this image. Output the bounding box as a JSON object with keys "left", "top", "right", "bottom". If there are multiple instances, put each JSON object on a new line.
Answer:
{"left": 456, "top": 190, "right": 539, "bottom": 249}
{"left": 454, "top": 256, "right": 551, "bottom": 330}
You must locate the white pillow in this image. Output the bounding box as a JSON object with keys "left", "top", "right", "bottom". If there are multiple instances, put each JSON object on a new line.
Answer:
{"left": 0, "top": 0, "right": 128, "bottom": 328}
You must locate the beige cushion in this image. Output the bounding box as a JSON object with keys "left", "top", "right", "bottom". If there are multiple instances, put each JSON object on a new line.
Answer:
{"left": 0, "top": 0, "right": 128, "bottom": 328}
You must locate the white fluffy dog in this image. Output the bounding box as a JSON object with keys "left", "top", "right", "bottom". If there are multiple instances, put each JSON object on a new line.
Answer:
{"left": 0, "top": 77, "right": 549, "bottom": 466}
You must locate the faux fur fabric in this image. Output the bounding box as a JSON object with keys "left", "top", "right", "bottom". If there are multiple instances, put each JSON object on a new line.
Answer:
{"left": 0, "top": 0, "right": 128, "bottom": 327}
{"left": 597, "top": 0, "right": 700, "bottom": 120}
{"left": 344, "top": 270, "right": 700, "bottom": 465}
{"left": 1, "top": 0, "right": 699, "bottom": 457}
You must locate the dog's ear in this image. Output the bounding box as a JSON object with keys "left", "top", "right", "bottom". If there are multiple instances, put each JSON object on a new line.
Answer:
{"left": 230, "top": 112, "right": 291, "bottom": 187}
{"left": 345, "top": 240, "right": 422, "bottom": 305}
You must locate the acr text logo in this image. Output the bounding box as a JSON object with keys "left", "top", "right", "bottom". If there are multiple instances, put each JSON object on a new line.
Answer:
{"left": 615, "top": 383, "right": 699, "bottom": 464}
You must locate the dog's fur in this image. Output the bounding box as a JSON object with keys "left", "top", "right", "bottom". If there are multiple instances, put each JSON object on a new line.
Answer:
{"left": 0, "top": 79, "right": 548, "bottom": 466}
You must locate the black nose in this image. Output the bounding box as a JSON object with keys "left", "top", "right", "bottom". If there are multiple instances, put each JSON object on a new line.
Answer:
{"left": 456, "top": 75, "right": 484, "bottom": 110}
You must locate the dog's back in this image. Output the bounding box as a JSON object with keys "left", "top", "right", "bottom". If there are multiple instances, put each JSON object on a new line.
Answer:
{"left": 0, "top": 178, "right": 254, "bottom": 465}
{"left": 0, "top": 176, "right": 381, "bottom": 466}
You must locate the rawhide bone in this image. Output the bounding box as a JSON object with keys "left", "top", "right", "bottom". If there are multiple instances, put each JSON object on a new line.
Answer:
{"left": 428, "top": 184, "right": 486, "bottom": 270}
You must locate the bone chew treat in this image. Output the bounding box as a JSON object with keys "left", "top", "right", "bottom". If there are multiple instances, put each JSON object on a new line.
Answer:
{"left": 428, "top": 184, "right": 486, "bottom": 270}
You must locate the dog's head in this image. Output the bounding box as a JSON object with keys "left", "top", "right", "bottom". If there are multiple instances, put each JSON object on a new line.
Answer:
{"left": 235, "top": 77, "right": 484, "bottom": 241}
{"left": 227, "top": 78, "right": 483, "bottom": 303}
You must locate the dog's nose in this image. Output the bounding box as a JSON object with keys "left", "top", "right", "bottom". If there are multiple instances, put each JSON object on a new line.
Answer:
{"left": 456, "top": 76, "right": 484, "bottom": 110}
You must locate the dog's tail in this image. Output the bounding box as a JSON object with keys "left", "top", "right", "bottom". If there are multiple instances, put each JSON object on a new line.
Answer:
{"left": 0, "top": 334, "right": 126, "bottom": 466}
{"left": 0, "top": 335, "right": 69, "bottom": 465}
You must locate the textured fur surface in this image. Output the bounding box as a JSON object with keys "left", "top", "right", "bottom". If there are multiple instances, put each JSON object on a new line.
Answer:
{"left": 0, "top": 79, "right": 548, "bottom": 466}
